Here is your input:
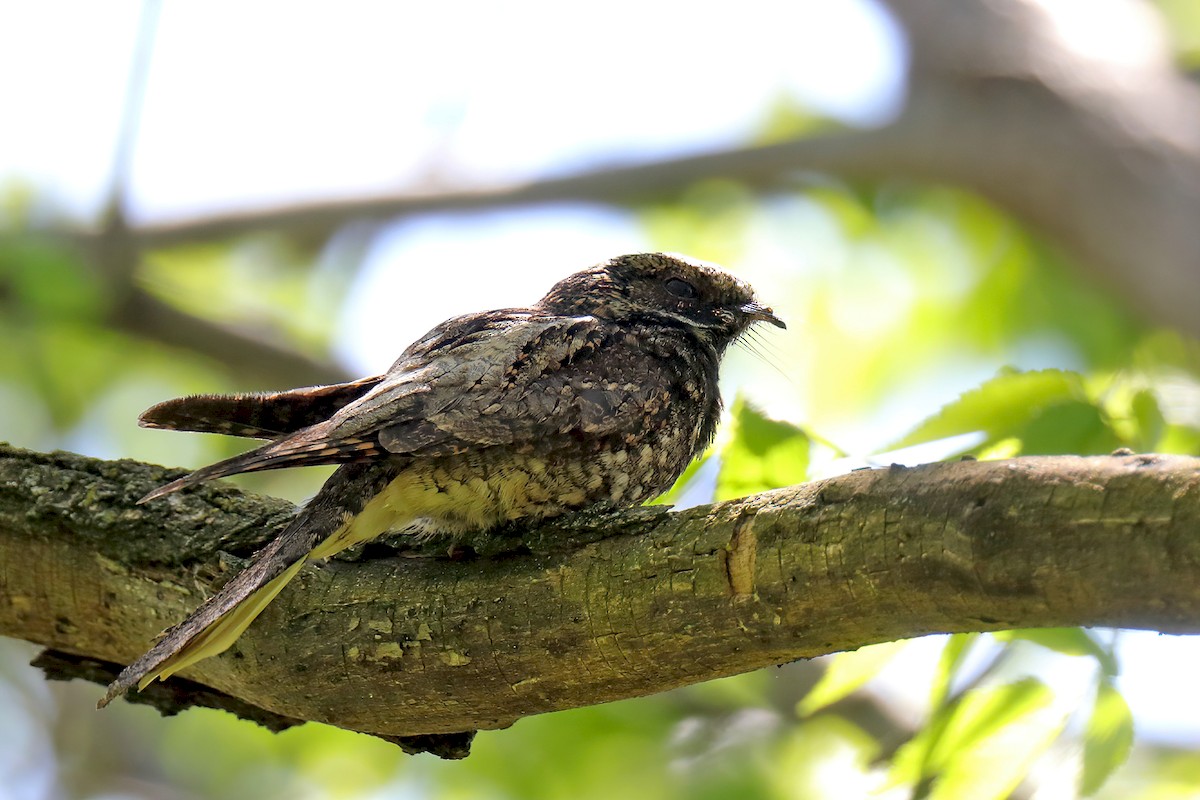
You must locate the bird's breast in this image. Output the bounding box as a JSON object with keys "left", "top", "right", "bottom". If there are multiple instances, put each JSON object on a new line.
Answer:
{"left": 328, "top": 420, "right": 703, "bottom": 550}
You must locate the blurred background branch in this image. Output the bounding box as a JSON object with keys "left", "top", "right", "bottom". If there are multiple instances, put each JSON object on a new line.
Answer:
{"left": 57, "top": 0, "right": 1200, "bottom": 348}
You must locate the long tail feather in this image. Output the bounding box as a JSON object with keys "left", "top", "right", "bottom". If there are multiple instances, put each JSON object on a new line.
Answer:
{"left": 102, "top": 461, "right": 404, "bottom": 707}
{"left": 139, "top": 376, "right": 384, "bottom": 439}
{"left": 144, "top": 557, "right": 310, "bottom": 688}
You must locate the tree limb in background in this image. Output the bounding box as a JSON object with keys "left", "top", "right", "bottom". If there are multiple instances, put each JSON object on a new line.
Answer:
{"left": 2, "top": 443, "right": 1196, "bottom": 750}
{"left": 882, "top": 0, "right": 1200, "bottom": 341}
{"left": 110, "top": 285, "right": 351, "bottom": 387}
{"left": 70, "top": 0, "right": 1200, "bottom": 339}
{"left": 81, "top": 201, "right": 352, "bottom": 389}
{"left": 106, "top": 133, "right": 895, "bottom": 249}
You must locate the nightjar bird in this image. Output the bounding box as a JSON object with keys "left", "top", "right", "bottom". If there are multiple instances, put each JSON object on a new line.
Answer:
{"left": 100, "top": 252, "right": 784, "bottom": 706}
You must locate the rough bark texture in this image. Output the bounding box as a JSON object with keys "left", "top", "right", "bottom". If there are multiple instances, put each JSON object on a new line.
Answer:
{"left": 2, "top": 443, "right": 1198, "bottom": 745}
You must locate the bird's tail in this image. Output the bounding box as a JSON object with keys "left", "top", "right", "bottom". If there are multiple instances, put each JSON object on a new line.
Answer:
{"left": 138, "top": 375, "right": 385, "bottom": 439}
{"left": 138, "top": 513, "right": 381, "bottom": 689}
{"left": 100, "top": 462, "right": 404, "bottom": 707}
{"left": 98, "top": 526, "right": 316, "bottom": 707}
{"left": 140, "top": 556, "right": 311, "bottom": 689}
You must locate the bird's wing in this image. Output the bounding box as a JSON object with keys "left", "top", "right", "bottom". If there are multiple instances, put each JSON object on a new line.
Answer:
{"left": 374, "top": 314, "right": 682, "bottom": 456}
{"left": 138, "top": 375, "right": 385, "bottom": 439}
{"left": 138, "top": 311, "right": 679, "bottom": 502}
{"left": 136, "top": 311, "right": 572, "bottom": 500}
{"left": 108, "top": 315, "right": 687, "bottom": 699}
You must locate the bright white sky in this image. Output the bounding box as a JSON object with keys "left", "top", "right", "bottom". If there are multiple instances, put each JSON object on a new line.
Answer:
{"left": 0, "top": 0, "right": 902, "bottom": 222}
{"left": 1, "top": 0, "right": 1196, "bottom": 764}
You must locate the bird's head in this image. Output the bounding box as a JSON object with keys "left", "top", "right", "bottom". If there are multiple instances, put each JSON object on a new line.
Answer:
{"left": 538, "top": 253, "right": 784, "bottom": 348}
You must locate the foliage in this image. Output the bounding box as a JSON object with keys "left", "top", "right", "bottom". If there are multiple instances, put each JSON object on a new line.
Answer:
{"left": 4, "top": 142, "right": 1200, "bottom": 800}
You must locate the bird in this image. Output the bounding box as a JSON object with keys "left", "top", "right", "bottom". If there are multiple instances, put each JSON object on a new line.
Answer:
{"left": 99, "top": 252, "right": 784, "bottom": 707}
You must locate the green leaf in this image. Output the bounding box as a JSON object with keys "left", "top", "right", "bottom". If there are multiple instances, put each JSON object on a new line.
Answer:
{"left": 797, "top": 640, "right": 908, "bottom": 716}
{"left": 1017, "top": 400, "right": 1122, "bottom": 456}
{"left": 144, "top": 239, "right": 344, "bottom": 348}
{"left": 1145, "top": 0, "right": 1200, "bottom": 72}
{"left": 715, "top": 397, "right": 810, "bottom": 502}
{"left": 1081, "top": 680, "right": 1134, "bottom": 796}
{"left": 1130, "top": 389, "right": 1165, "bottom": 452}
{"left": 993, "top": 628, "right": 1119, "bottom": 678}
{"left": 0, "top": 235, "right": 108, "bottom": 321}
{"left": 889, "top": 369, "right": 1085, "bottom": 451}
{"left": 806, "top": 183, "right": 877, "bottom": 239}
{"left": 929, "top": 634, "right": 979, "bottom": 709}
{"left": 926, "top": 678, "right": 1054, "bottom": 773}
{"left": 751, "top": 96, "right": 836, "bottom": 147}
{"left": 21, "top": 322, "right": 131, "bottom": 428}
{"left": 891, "top": 678, "right": 1061, "bottom": 800}
{"left": 1161, "top": 422, "right": 1200, "bottom": 456}
{"left": 929, "top": 687, "right": 1064, "bottom": 800}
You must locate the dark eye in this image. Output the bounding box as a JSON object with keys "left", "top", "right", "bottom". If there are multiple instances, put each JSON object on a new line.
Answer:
{"left": 664, "top": 277, "right": 698, "bottom": 299}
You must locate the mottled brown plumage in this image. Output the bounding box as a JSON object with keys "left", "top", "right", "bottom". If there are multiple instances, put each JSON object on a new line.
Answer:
{"left": 100, "top": 252, "right": 783, "bottom": 706}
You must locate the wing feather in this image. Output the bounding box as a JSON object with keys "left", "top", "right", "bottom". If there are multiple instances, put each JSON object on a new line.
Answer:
{"left": 138, "top": 311, "right": 682, "bottom": 502}
{"left": 139, "top": 424, "right": 383, "bottom": 503}
{"left": 371, "top": 315, "right": 679, "bottom": 456}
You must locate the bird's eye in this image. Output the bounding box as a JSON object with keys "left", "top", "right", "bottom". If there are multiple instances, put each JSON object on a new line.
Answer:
{"left": 664, "top": 277, "right": 698, "bottom": 299}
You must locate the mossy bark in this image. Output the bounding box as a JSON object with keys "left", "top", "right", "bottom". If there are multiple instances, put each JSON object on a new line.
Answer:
{"left": 2, "top": 444, "right": 1198, "bottom": 743}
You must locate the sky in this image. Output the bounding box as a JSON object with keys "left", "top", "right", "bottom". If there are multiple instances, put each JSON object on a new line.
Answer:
{"left": 1, "top": 0, "right": 1197, "bottom": 779}
{"left": 0, "top": 0, "right": 904, "bottom": 223}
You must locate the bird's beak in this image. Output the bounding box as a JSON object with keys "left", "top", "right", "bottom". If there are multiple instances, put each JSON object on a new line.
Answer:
{"left": 740, "top": 302, "right": 786, "bottom": 329}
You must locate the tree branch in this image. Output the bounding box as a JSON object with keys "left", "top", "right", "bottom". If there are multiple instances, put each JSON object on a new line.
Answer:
{"left": 43, "top": 0, "right": 1199, "bottom": 402}
{"left": 82, "top": 169, "right": 352, "bottom": 389}
{"left": 2, "top": 443, "right": 1197, "bottom": 747}
{"left": 63, "top": 0, "right": 1200, "bottom": 341}
{"left": 881, "top": 0, "right": 1200, "bottom": 338}
{"left": 100, "top": 132, "right": 896, "bottom": 250}
{"left": 110, "top": 285, "right": 351, "bottom": 387}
